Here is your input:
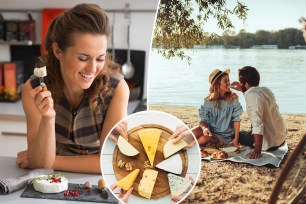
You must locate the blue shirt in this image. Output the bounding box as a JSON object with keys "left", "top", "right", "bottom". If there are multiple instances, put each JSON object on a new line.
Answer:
{"left": 198, "top": 98, "right": 243, "bottom": 144}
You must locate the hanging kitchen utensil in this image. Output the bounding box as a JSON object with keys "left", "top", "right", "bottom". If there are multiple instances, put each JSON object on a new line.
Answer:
{"left": 122, "top": 23, "right": 135, "bottom": 79}
{"left": 111, "top": 13, "right": 115, "bottom": 60}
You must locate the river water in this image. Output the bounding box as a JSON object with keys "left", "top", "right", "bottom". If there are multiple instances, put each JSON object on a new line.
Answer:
{"left": 148, "top": 48, "right": 306, "bottom": 113}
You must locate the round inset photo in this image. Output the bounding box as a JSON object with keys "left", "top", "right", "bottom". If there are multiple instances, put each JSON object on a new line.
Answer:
{"left": 100, "top": 110, "right": 201, "bottom": 204}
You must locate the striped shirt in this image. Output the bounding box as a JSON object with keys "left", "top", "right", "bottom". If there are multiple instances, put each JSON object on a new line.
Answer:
{"left": 55, "top": 76, "right": 122, "bottom": 156}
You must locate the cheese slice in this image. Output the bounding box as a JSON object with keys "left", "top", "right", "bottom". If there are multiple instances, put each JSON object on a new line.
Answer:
{"left": 117, "top": 136, "right": 139, "bottom": 156}
{"left": 116, "top": 169, "right": 140, "bottom": 191}
{"left": 156, "top": 154, "right": 182, "bottom": 174}
{"left": 163, "top": 139, "right": 187, "bottom": 158}
{"left": 138, "top": 169, "right": 158, "bottom": 199}
{"left": 167, "top": 173, "right": 191, "bottom": 196}
{"left": 219, "top": 146, "right": 238, "bottom": 153}
{"left": 138, "top": 128, "right": 162, "bottom": 167}
{"left": 33, "top": 176, "right": 68, "bottom": 193}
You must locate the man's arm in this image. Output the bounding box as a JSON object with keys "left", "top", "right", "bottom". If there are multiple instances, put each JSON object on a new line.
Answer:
{"left": 245, "top": 93, "right": 264, "bottom": 159}
{"left": 248, "top": 134, "right": 263, "bottom": 159}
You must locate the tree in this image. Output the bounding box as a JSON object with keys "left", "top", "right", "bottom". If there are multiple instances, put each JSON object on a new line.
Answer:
{"left": 153, "top": 0, "right": 248, "bottom": 61}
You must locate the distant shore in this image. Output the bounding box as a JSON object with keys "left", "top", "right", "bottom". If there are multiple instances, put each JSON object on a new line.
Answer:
{"left": 149, "top": 105, "right": 306, "bottom": 203}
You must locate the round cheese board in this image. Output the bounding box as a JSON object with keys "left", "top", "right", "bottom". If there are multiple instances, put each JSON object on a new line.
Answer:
{"left": 112, "top": 124, "right": 188, "bottom": 199}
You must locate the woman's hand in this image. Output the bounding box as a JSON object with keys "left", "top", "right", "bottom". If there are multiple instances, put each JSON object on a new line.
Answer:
{"left": 16, "top": 150, "right": 30, "bottom": 169}
{"left": 110, "top": 184, "right": 133, "bottom": 203}
{"left": 202, "top": 127, "right": 212, "bottom": 137}
{"left": 168, "top": 124, "right": 196, "bottom": 148}
{"left": 109, "top": 121, "right": 128, "bottom": 143}
{"left": 229, "top": 138, "right": 239, "bottom": 147}
{"left": 171, "top": 176, "right": 195, "bottom": 202}
{"left": 229, "top": 140, "right": 243, "bottom": 151}
{"left": 30, "top": 86, "right": 55, "bottom": 119}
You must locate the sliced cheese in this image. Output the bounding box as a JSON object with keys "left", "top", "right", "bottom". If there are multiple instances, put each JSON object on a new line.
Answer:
{"left": 33, "top": 176, "right": 68, "bottom": 193}
{"left": 156, "top": 154, "right": 182, "bottom": 174}
{"left": 116, "top": 169, "right": 140, "bottom": 191}
{"left": 167, "top": 173, "right": 191, "bottom": 196}
{"left": 138, "top": 128, "right": 162, "bottom": 167}
{"left": 117, "top": 136, "right": 139, "bottom": 156}
{"left": 219, "top": 146, "right": 238, "bottom": 153}
{"left": 138, "top": 169, "right": 158, "bottom": 199}
{"left": 163, "top": 139, "right": 187, "bottom": 158}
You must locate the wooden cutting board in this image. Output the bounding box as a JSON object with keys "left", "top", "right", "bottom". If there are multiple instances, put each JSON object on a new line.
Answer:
{"left": 112, "top": 124, "right": 188, "bottom": 199}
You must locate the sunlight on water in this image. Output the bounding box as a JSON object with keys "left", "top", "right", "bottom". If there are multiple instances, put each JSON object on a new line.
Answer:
{"left": 148, "top": 49, "right": 306, "bottom": 113}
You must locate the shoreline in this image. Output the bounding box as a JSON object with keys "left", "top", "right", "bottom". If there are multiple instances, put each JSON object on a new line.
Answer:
{"left": 149, "top": 104, "right": 306, "bottom": 203}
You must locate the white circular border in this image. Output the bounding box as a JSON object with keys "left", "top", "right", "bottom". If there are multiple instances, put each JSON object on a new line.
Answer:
{"left": 100, "top": 110, "right": 201, "bottom": 204}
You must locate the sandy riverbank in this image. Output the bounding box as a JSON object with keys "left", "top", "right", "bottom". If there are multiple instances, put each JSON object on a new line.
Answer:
{"left": 150, "top": 105, "right": 306, "bottom": 203}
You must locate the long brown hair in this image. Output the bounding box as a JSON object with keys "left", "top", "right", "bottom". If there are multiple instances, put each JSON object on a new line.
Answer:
{"left": 205, "top": 73, "right": 237, "bottom": 108}
{"left": 38, "top": 3, "right": 121, "bottom": 110}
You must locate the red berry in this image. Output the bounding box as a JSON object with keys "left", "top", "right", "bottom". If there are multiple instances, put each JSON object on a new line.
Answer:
{"left": 64, "top": 191, "right": 69, "bottom": 196}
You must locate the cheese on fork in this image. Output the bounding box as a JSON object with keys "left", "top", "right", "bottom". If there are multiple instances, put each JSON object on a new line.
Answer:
{"left": 167, "top": 173, "right": 191, "bottom": 196}
{"left": 156, "top": 153, "right": 182, "bottom": 174}
{"left": 33, "top": 176, "right": 68, "bottom": 193}
{"left": 117, "top": 136, "right": 139, "bottom": 156}
{"left": 116, "top": 169, "right": 140, "bottom": 191}
{"left": 163, "top": 139, "right": 187, "bottom": 158}
{"left": 34, "top": 66, "right": 47, "bottom": 77}
{"left": 138, "top": 128, "right": 162, "bottom": 167}
{"left": 138, "top": 169, "right": 158, "bottom": 199}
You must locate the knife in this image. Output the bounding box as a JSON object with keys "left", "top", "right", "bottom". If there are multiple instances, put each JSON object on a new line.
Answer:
{"left": 98, "top": 179, "right": 108, "bottom": 200}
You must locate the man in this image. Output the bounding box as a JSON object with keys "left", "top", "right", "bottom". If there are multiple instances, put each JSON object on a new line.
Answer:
{"left": 231, "top": 66, "right": 287, "bottom": 159}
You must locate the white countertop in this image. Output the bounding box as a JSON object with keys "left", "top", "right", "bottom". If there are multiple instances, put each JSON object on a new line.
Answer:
{"left": 0, "top": 101, "right": 25, "bottom": 120}
{"left": 0, "top": 156, "right": 119, "bottom": 204}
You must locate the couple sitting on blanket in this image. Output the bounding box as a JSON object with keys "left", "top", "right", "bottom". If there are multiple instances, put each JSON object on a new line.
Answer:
{"left": 193, "top": 66, "right": 287, "bottom": 159}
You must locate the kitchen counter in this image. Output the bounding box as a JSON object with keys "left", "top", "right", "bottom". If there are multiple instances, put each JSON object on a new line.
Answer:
{"left": 0, "top": 156, "right": 119, "bottom": 203}
{"left": 0, "top": 101, "right": 25, "bottom": 120}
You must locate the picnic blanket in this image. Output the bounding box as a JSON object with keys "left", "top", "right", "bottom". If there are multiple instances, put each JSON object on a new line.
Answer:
{"left": 202, "top": 143, "right": 288, "bottom": 167}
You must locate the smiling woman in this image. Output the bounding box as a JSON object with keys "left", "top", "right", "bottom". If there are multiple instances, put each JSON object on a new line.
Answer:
{"left": 16, "top": 3, "right": 130, "bottom": 174}
{"left": 192, "top": 68, "right": 243, "bottom": 149}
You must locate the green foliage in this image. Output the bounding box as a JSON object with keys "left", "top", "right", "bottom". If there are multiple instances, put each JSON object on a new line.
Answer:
{"left": 153, "top": 0, "right": 248, "bottom": 61}
{"left": 210, "top": 28, "right": 305, "bottom": 48}
{"left": 30, "top": 172, "right": 65, "bottom": 183}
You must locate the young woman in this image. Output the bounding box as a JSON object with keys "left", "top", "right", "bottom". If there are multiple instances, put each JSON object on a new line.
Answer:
{"left": 16, "top": 3, "right": 129, "bottom": 173}
{"left": 193, "top": 69, "right": 243, "bottom": 148}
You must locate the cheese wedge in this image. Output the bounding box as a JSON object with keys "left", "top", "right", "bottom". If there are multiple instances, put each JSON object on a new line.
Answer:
{"left": 138, "top": 128, "right": 162, "bottom": 167}
{"left": 116, "top": 169, "right": 140, "bottom": 191}
{"left": 33, "top": 176, "right": 68, "bottom": 193}
{"left": 138, "top": 169, "right": 158, "bottom": 199}
{"left": 168, "top": 173, "right": 191, "bottom": 196}
{"left": 156, "top": 153, "right": 182, "bottom": 174}
{"left": 117, "top": 136, "right": 139, "bottom": 156}
{"left": 163, "top": 139, "right": 187, "bottom": 158}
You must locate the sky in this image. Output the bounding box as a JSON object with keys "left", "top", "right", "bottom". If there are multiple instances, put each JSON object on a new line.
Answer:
{"left": 200, "top": 0, "right": 306, "bottom": 34}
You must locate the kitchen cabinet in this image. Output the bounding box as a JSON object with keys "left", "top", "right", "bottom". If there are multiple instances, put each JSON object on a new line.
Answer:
{"left": 0, "top": 1, "right": 159, "bottom": 99}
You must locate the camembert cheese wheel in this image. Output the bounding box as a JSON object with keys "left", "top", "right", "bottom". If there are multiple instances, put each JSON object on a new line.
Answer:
{"left": 167, "top": 173, "right": 191, "bottom": 197}
{"left": 117, "top": 136, "right": 139, "bottom": 156}
{"left": 156, "top": 154, "right": 182, "bottom": 174}
{"left": 163, "top": 139, "right": 187, "bottom": 158}
{"left": 33, "top": 175, "right": 68, "bottom": 193}
{"left": 116, "top": 169, "right": 140, "bottom": 191}
{"left": 138, "top": 169, "right": 158, "bottom": 199}
{"left": 138, "top": 128, "right": 162, "bottom": 167}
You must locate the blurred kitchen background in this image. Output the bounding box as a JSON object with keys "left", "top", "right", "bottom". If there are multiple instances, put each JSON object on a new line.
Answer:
{"left": 0, "top": 0, "right": 158, "bottom": 156}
